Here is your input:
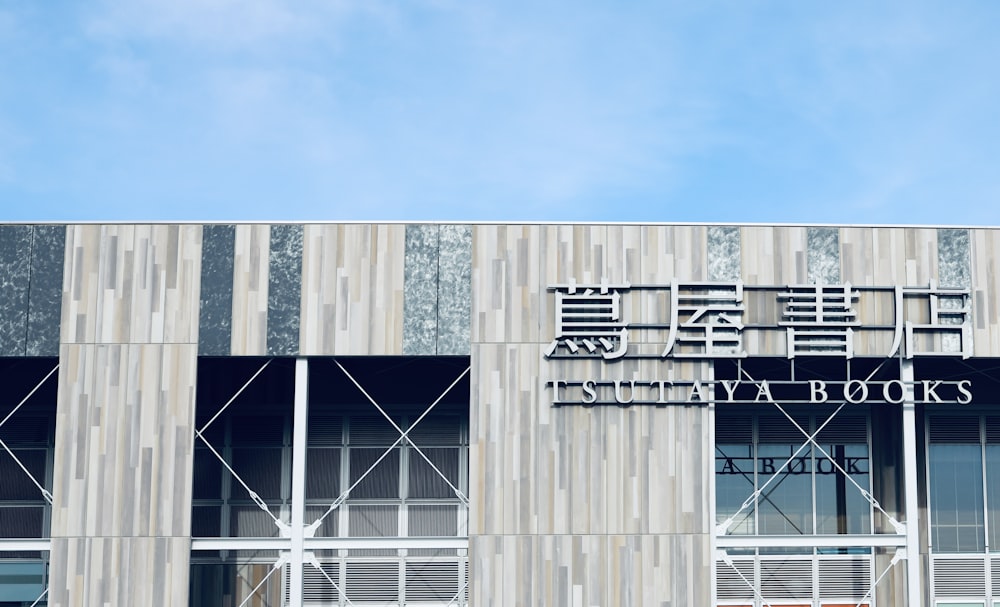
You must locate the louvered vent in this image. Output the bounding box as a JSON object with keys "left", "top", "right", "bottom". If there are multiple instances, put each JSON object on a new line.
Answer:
{"left": 231, "top": 415, "right": 285, "bottom": 445}
{"left": 229, "top": 506, "right": 280, "bottom": 537}
{"left": 818, "top": 558, "right": 871, "bottom": 600}
{"left": 815, "top": 414, "right": 868, "bottom": 443}
{"left": 405, "top": 561, "right": 460, "bottom": 602}
{"left": 929, "top": 416, "right": 980, "bottom": 443}
{"left": 0, "top": 416, "right": 50, "bottom": 445}
{"left": 716, "top": 558, "right": 755, "bottom": 601}
{"left": 716, "top": 415, "right": 753, "bottom": 443}
{"left": 407, "top": 415, "right": 462, "bottom": 446}
{"left": 759, "top": 559, "right": 812, "bottom": 600}
{"left": 309, "top": 416, "right": 344, "bottom": 445}
{"left": 758, "top": 415, "right": 811, "bottom": 443}
{"left": 348, "top": 448, "right": 400, "bottom": 499}
{"left": 349, "top": 416, "right": 403, "bottom": 446}
{"left": 933, "top": 557, "right": 986, "bottom": 596}
{"left": 985, "top": 417, "right": 1000, "bottom": 444}
{"left": 408, "top": 504, "right": 459, "bottom": 537}
{"left": 345, "top": 561, "right": 400, "bottom": 603}
{"left": 306, "top": 448, "right": 341, "bottom": 500}
{"left": 348, "top": 504, "right": 399, "bottom": 537}
{"left": 303, "top": 561, "right": 341, "bottom": 604}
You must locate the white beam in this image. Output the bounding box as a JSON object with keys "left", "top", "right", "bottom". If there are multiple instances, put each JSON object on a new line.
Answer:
{"left": 289, "top": 358, "right": 310, "bottom": 606}
{"left": 190, "top": 537, "right": 469, "bottom": 551}
{"left": 715, "top": 534, "right": 906, "bottom": 549}
{"left": 0, "top": 539, "right": 50, "bottom": 552}
{"left": 901, "top": 359, "right": 923, "bottom": 607}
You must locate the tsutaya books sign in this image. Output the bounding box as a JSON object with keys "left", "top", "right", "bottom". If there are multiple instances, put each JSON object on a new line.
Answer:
{"left": 542, "top": 279, "right": 975, "bottom": 406}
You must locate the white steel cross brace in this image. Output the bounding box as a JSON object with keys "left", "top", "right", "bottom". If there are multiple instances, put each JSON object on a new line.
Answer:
{"left": 311, "top": 361, "right": 472, "bottom": 529}
{"left": 194, "top": 360, "right": 283, "bottom": 527}
{"left": 305, "top": 552, "right": 358, "bottom": 607}
{"left": 0, "top": 364, "right": 58, "bottom": 505}
{"left": 235, "top": 553, "right": 287, "bottom": 607}
{"left": 716, "top": 360, "right": 904, "bottom": 536}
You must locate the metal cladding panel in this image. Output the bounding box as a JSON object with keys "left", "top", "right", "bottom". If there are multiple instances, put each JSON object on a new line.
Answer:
{"left": 0, "top": 225, "right": 65, "bottom": 356}
{"left": 403, "top": 223, "right": 473, "bottom": 356}
{"left": 197, "top": 224, "right": 235, "bottom": 356}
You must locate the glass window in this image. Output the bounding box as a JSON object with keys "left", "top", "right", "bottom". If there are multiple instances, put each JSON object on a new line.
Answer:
{"left": 815, "top": 443, "right": 871, "bottom": 535}
{"left": 929, "top": 443, "right": 985, "bottom": 552}
{"left": 987, "top": 444, "right": 1000, "bottom": 550}
{"left": 715, "top": 412, "right": 872, "bottom": 537}
{"left": 715, "top": 443, "right": 754, "bottom": 535}
{"left": 757, "top": 443, "right": 813, "bottom": 535}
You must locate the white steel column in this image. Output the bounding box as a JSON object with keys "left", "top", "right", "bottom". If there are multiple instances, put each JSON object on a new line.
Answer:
{"left": 289, "top": 358, "right": 310, "bottom": 606}
{"left": 708, "top": 361, "right": 718, "bottom": 606}
{"left": 902, "top": 359, "right": 923, "bottom": 607}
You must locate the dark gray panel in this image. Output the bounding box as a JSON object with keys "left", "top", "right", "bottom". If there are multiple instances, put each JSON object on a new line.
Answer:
{"left": 437, "top": 224, "right": 471, "bottom": 355}
{"left": 0, "top": 225, "right": 32, "bottom": 356}
{"left": 807, "top": 227, "right": 841, "bottom": 284}
{"left": 198, "top": 225, "right": 236, "bottom": 356}
{"left": 707, "top": 226, "right": 741, "bottom": 282}
{"left": 25, "top": 225, "right": 66, "bottom": 356}
{"left": 403, "top": 224, "right": 440, "bottom": 355}
{"left": 938, "top": 228, "right": 971, "bottom": 289}
{"left": 267, "top": 224, "right": 303, "bottom": 356}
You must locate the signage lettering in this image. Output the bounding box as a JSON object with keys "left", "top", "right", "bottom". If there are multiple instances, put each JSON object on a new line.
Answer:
{"left": 718, "top": 456, "right": 869, "bottom": 475}
{"left": 546, "top": 378, "right": 974, "bottom": 407}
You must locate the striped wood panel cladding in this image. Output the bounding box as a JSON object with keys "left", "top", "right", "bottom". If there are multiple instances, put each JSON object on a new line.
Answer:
{"left": 469, "top": 533, "right": 710, "bottom": 607}
{"left": 52, "top": 343, "right": 198, "bottom": 538}
{"left": 230, "top": 224, "right": 271, "bottom": 355}
{"left": 61, "top": 224, "right": 202, "bottom": 345}
{"left": 299, "top": 223, "right": 406, "bottom": 355}
{"left": 48, "top": 536, "right": 190, "bottom": 607}
{"left": 972, "top": 229, "right": 1000, "bottom": 356}
{"left": 470, "top": 344, "right": 711, "bottom": 537}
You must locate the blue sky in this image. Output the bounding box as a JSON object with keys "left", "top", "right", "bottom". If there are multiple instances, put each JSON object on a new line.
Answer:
{"left": 1, "top": 1, "right": 998, "bottom": 224}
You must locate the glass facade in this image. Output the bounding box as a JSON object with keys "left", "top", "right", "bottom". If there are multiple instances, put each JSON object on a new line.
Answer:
{"left": 716, "top": 412, "right": 872, "bottom": 538}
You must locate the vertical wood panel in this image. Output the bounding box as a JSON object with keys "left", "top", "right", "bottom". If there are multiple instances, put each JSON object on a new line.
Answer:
{"left": 61, "top": 225, "right": 201, "bottom": 345}
{"left": 52, "top": 223, "right": 201, "bottom": 607}
{"left": 971, "top": 229, "right": 1000, "bottom": 356}
{"left": 298, "top": 224, "right": 405, "bottom": 355}
{"left": 904, "top": 227, "right": 937, "bottom": 285}
{"left": 49, "top": 536, "right": 190, "bottom": 607}
{"left": 472, "top": 224, "right": 542, "bottom": 344}
{"left": 540, "top": 225, "right": 610, "bottom": 346}
{"left": 230, "top": 224, "right": 270, "bottom": 355}
{"left": 52, "top": 343, "right": 197, "bottom": 538}
{"left": 470, "top": 224, "right": 713, "bottom": 606}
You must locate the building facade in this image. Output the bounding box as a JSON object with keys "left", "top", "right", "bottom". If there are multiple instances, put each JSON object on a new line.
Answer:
{"left": 1, "top": 222, "right": 999, "bottom": 606}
